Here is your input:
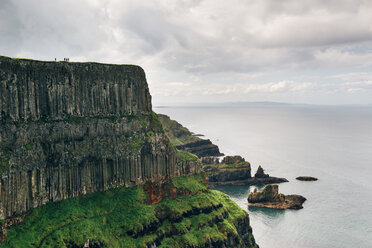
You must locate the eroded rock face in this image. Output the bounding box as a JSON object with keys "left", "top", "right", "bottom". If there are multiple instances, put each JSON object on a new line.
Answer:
{"left": 0, "top": 56, "right": 201, "bottom": 219}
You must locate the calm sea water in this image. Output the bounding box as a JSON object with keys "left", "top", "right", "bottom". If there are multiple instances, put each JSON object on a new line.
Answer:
{"left": 155, "top": 104, "right": 372, "bottom": 248}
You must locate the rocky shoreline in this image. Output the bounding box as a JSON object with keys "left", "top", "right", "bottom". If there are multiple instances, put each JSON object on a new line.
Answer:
{"left": 209, "top": 176, "right": 288, "bottom": 186}
{"left": 158, "top": 115, "right": 289, "bottom": 188}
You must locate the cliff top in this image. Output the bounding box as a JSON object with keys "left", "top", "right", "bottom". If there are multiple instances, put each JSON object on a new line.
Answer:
{"left": 0, "top": 55, "right": 152, "bottom": 121}
{"left": 0, "top": 55, "right": 143, "bottom": 69}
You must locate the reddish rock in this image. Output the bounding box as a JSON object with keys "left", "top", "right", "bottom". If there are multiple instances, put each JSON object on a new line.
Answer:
{"left": 0, "top": 225, "right": 6, "bottom": 243}
{"left": 5, "top": 216, "right": 23, "bottom": 227}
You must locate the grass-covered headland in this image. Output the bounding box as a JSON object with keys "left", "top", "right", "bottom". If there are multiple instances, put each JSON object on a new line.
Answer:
{"left": 0, "top": 173, "right": 257, "bottom": 248}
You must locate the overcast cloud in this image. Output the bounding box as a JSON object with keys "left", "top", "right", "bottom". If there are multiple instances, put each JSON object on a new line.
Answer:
{"left": 1, "top": 0, "right": 372, "bottom": 105}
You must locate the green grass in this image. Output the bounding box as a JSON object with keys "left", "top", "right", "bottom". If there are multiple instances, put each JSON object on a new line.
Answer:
{"left": 150, "top": 112, "right": 164, "bottom": 132}
{"left": 1, "top": 173, "right": 256, "bottom": 248}
{"left": 177, "top": 150, "right": 198, "bottom": 162}
{"left": 25, "top": 143, "right": 33, "bottom": 151}
{"left": 0, "top": 149, "right": 11, "bottom": 174}
{"left": 204, "top": 161, "right": 250, "bottom": 169}
{"left": 0, "top": 159, "right": 10, "bottom": 175}
{"left": 127, "top": 137, "right": 145, "bottom": 154}
{"left": 62, "top": 113, "right": 86, "bottom": 124}
{"left": 172, "top": 173, "right": 207, "bottom": 195}
{"left": 157, "top": 114, "right": 201, "bottom": 146}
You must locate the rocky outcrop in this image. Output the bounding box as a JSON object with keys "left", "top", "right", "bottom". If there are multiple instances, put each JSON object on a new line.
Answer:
{"left": 205, "top": 159, "right": 288, "bottom": 186}
{"left": 204, "top": 159, "right": 252, "bottom": 184}
{"left": 254, "top": 165, "right": 269, "bottom": 178}
{"left": 221, "top": 155, "right": 245, "bottom": 164}
{"left": 248, "top": 184, "right": 306, "bottom": 210}
{"left": 175, "top": 139, "right": 223, "bottom": 157}
{"left": 158, "top": 114, "right": 223, "bottom": 158}
{"left": 296, "top": 176, "right": 318, "bottom": 181}
{"left": 0, "top": 56, "right": 201, "bottom": 219}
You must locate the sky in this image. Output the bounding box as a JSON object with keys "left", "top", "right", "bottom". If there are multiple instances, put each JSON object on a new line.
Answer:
{"left": 1, "top": 0, "right": 372, "bottom": 106}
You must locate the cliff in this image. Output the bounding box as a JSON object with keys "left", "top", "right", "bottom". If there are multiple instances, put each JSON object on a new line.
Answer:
{"left": 0, "top": 56, "right": 199, "bottom": 219}
{"left": 158, "top": 114, "right": 223, "bottom": 157}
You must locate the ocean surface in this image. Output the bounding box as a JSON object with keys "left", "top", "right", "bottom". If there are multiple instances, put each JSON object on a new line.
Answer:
{"left": 155, "top": 103, "right": 372, "bottom": 248}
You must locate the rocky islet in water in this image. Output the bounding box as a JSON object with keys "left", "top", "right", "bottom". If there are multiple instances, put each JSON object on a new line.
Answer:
{"left": 247, "top": 184, "right": 306, "bottom": 210}
{"left": 296, "top": 176, "right": 318, "bottom": 181}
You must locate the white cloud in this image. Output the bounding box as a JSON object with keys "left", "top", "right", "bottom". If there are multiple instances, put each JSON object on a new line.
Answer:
{"left": 1, "top": 0, "right": 372, "bottom": 104}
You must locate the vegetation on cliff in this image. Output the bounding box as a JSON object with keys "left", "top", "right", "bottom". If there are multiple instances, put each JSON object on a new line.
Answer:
{"left": 1, "top": 173, "right": 257, "bottom": 248}
{"left": 157, "top": 114, "right": 201, "bottom": 146}
{"left": 158, "top": 114, "right": 223, "bottom": 157}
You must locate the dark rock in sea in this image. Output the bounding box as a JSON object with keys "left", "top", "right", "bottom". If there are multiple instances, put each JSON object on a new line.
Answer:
{"left": 247, "top": 184, "right": 306, "bottom": 210}
{"left": 296, "top": 176, "right": 318, "bottom": 181}
{"left": 254, "top": 165, "right": 269, "bottom": 178}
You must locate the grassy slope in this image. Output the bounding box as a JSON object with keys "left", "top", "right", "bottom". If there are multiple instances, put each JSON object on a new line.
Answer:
{"left": 1, "top": 173, "right": 256, "bottom": 248}
{"left": 204, "top": 161, "right": 251, "bottom": 172}
{"left": 177, "top": 150, "right": 198, "bottom": 162}
{"left": 157, "top": 114, "right": 201, "bottom": 146}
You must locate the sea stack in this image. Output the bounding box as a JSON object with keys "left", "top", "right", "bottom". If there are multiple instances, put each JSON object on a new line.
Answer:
{"left": 248, "top": 184, "right": 306, "bottom": 210}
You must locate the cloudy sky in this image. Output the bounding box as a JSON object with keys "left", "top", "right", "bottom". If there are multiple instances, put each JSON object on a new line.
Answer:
{"left": 1, "top": 0, "right": 372, "bottom": 105}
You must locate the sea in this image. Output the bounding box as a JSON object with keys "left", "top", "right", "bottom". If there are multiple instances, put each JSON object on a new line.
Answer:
{"left": 155, "top": 103, "right": 372, "bottom": 248}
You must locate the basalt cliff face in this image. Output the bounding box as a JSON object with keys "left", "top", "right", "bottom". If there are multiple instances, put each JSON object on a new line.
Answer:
{"left": 0, "top": 56, "right": 200, "bottom": 219}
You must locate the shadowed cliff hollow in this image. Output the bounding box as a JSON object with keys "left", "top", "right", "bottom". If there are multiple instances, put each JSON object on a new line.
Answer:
{"left": 0, "top": 56, "right": 200, "bottom": 219}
